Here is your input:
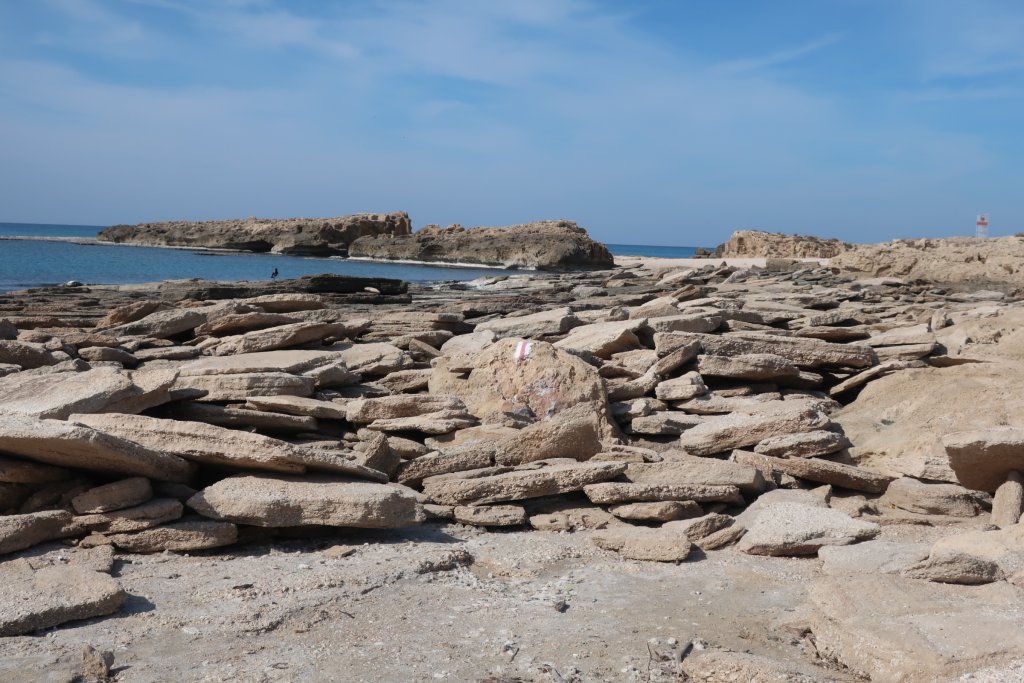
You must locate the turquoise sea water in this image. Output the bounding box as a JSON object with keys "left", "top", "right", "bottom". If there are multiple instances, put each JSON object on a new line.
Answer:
{"left": 0, "top": 223, "right": 699, "bottom": 293}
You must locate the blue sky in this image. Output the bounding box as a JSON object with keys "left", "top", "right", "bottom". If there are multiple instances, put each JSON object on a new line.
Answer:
{"left": 1, "top": 0, "right": 1022, "bottom": 245}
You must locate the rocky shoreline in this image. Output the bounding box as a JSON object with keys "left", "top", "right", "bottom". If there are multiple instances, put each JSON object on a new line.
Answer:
{"left": 1, "top": 255, "right": 1024, "bottom": 680}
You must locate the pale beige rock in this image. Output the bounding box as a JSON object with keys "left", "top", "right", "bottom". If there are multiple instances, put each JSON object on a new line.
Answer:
{"left": 738, "top": 502, "right": 879, "bottom": 556}
{"left": 753, "top": 429, "right": 851, "bottom": 459}
{"left": 680, "top": 649, "right": 822, "bottom": 682}
{"left": 662, "top": 512, "right": 733, "bottom": 541}
{"left": 591, "top": 526, "right": 693, "bottom": 562}
{"left": 324, "top": 342, "right": 412, "bottom": 376}
{"left": 696, "top": 524, "right": 747, "bottom": 550}
{"left": 0, "top": 510, "right": 73, "bottom": 555}
{"left": 652, "top": 339, "right": 700, "bottom": 376}
{"left": 107, "top": 308, "right": 207, "bottom": 338}
{"left": 625, "top": 456, "right": 767, "bottom": 495}
{"left": 0, "top": 415, "right": 193, "bottom": 482}
{"left": 0, "top": 367, "right": 143, "bottom": 419}
{"left": 211, "top": 321, "right": 348, "bottom": 356}
{"left": 475, "top": 307, "right": 579, "bottom": 339}
{"left": 436, "top": 329, "right": 496, "bottom": 373}
{"left": 77, "top": 346, "right": 137, "bottom": 366}
{"left": 808, "top": 573, "right": 1024, "bottom": 681}
{"left": 166, "top": 402, "right": 318, "bottom": 433}
{"left": 944, "top": 427, "right": 1024, "bottom": 492}
{"left": 396, "top": 448, "right": 493, "bottom": 486}
{"left": 193, "top": 311, "right": 297, "bottom": 337}
{"left": 608, "top": 501, "right": 702, "bottom": 522}
{"left": 72, "top": 412, "right": 306, "bottom": 473}
{"left": 697, "top": 353, "right": 800, "bottom": 381}
{"left": 0, "top": 455, "right": 70, "bottom": 484}
{"left": 366, "top": 410, "right": 477, "bottom": 434}
{"left": 628, "top": 412, "right": 703, "bottom": 436}
{"left": 492, "top": 404, "right": 603, "bottom": 466}
{"left": 75, "top": 498, "right": 183, "bottom": 533}
{"left": 188, "top": 474, "right": 422, "bottom": 528}
{"left": 926, "top": 524, "right": 1024, "bottom": 576}
{"left": 95, "top": 300, "right": 164, "bottom": 329}
{"left": 375, "top": 368, "right": 431, "bottom": 393}
{"left": 646, "top": 313, "right": 722, "bottom": 334}
{"left": 657, "top": 331, "right": 875, "bottom": 369}
{"left": 0, "top": 561, "right": 126, "bottom": 636}
{"left": 819, "top": 541, "right": 931, "bottom": 575}
{"left": 243, "top": 293, "right": 327, "bottom": 312}
{"left": 71, "top": 477, "right": 152, "bottom": 514}
{"left": 902, "top": 552, "right": 1005, "bottom": 585}
{"left": 453, "top": 504, "right": 527, "bottom": 527}
{"left": 584, "top": 482, "right": 743, "bottom": 505}
{"left": 733, "top": 450, "right": 892, "bottom": 493}
{"left": 245, "top": 395, "right": 348, "bottom": 420}
{"left": 0, "top": 340, "right": 58, "bottom": 369}
{"left": 678, "top": 404, "right": 830, "bottom": 456}
{"left": 180, "top": 349, "right": 347, "bottom": 376}
{"left": 654, "top": 371, "right": 707, "bottom": 401}
{"left": 421, "top": 460, "right": 626, "bottom": 506}
{"left": 171, "top": 371, "right": 315, "bottom": 400}
{"left": 552, "top": 318, "right": 648, "bottom": 358}
{"left": 346, "top": 395, "right": 467, "bottom": 423}
{"left": 89, "top": 520, "right": 239, "bottom": 553}
{"left": 992, "top": 471, "right": 1024, "bottom": 527}
{"left": 880, "top": 477, "right": 980, "bottom": 517}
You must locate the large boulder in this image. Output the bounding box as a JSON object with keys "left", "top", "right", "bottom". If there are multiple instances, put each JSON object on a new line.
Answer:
{"left": 738, "top": 502, "right": 879, "bottom": 556}
{"left": 349, "top": 220, "right": 614, "bottom": 270}
{"left": 943, "top": 427, "right": 1024, "bottom": 493}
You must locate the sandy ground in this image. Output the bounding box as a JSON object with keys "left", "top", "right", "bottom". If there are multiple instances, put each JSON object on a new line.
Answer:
{"left": 613, "top": 256, "right": 828, "bottom": 271}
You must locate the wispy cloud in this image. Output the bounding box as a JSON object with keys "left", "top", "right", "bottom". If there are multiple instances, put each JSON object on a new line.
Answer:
{"left": 711, "top": 32, "right": 843, "bottom": 75}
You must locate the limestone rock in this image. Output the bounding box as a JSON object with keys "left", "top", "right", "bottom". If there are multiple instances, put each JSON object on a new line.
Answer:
{"left": 903, "top": 552, "right": 1005, "bottom": 585}
{"left": 172, "top": 371, "right": 314, "bottom": 401}
{"left": 0, "top": 561, "right": 126, "bottom": 636}
{"left": 245, "top": 395, "right": 348, "bottom": 420}
{"left": 211, "top": 321, "right": 348, "bottom": 356}
{"left": 475, "top": 307, "right": 579, "bottom": 339}
{"left": 554, "top": 318, "right": 647, "bottom": 358}
{"left": 194, "top": 311, "right": 298, "bottom": 337}
{"left": 71, "top": 477, "right": 153, "bottom": 514}
{"left": 75, "top": 498, "right": 184, "bottom": 534}
{"left": 421, "top": 460, "right": 626, "bottom": 506}
{"left": 819, "top": 540, "right": 931, "bottom": 575}
{"left": 591, "top": 526, "right": 693, "bottom": 562}
{"left": 583, "top": 482, "right": 743, "bottom": 505}
{"left": 662, "top": 512, "right": 734, "bottom": 542}
{"left": 880, "top": 477, "right": 981, "bottom": 517}
{"left": 944, "top": 427, "right": 1024, "bottom": 492}
{"left": 0, "top": 456, "right": 70, "bottom": 485}
{"left": 453, "top": 505, "right": 528, "bottom": 527}
{"left": 716, "top": 230, "right": 849, "bottom": 258}
{"left": 753, "top": 430, "right": 851, "bottom": 459}
{"left": 0, "top": 340, "right": 58, "bottom": 369}
{"left": 992, "top": 471, "right": 1024, "bottom": 527}
{"left": 628, "top": 412, "right": 703, "bottom": 436}
{"left": 188, "top": 474, "right": 422, "bottom": 528}
{"left": 678, "top": 404, "right": 831, "bottom": 456}
{"left": 87, "top": 520, "right": 238, "bottom": 553}
{"left": 733, "top": 450, "right": 892, "bottom": 493}
{"left": 697, "top": 353, "right": 800, "bottom": 381}
{"left": 738, "top": 502, "right": 879, "bottom": 556}
{"left": 0, "top": 510, "right": 73, "bottom": 555}
{"left": 346, "top": 395, "right": 467, "bottom": 423}
{"left": 492, "top": 404, "right": 603, "bottom": 466}
{"left": 608, "top": 501, "right": 702, "bottom": 522}
{"left": 625, "top": 456, "right": 767, "bottom": 495}
{"left": 654, "top": 371, "right": 707, "bottom": 401}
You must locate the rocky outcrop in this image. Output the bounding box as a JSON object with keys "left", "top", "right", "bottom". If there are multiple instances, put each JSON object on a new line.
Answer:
{"left": 98, "top": 212, "right": 412, "bottom": 256}
{"left": 831, "top": 235, "right": 1024, "bottom": 289}
{"left": 715, "top": 230, "right": 851, "bottom": 259}
{"left": 349, "top": 220, "right": 614, "bottom": 270}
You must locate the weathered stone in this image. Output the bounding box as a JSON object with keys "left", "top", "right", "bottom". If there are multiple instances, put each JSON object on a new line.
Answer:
{"left": 396, "top": 448, "right": 494, "bottom": 486}
{"left": 605, "top": 368, "right": 660, "bottom": 401}
{"left": 171, "top": 371, "right": 315, "bottom": 401}
{"left": 628, "top": 411, "right": 703, "bottom": 436}
{"left": 0, "top": 340, "right": 58, "bottom": 369}
{"left": 0, "top": 415, "right": 193, "bottom": 482}
{"left": 492, "top": 404, "right": 603, "bottom": 466}
{"left": 346, "top": 395, "right": 467, "bottom": 423}
{"left": 164, "top": 402, "right": 319, "bottom": 433}
{"left": 453, "top": 504, "right": 528, "bottom": 527}
{"left": 422, "top": 460, "right": 626, "bottom": 506}
{"left": 753, "top": 430, "right": 851, "bottom": 459}
{"left": 654, "top": 371, "right": 707, "bottom": 401}
{"left": 584, "top": 482, "right": 743, "bottom": 505}
{"left": 95, "top": 300, "right": 165, "bottom": 329}
{"left": 475, "top": 307, "right": 579, "bottom": 339}
{"left": 180, "top": 349, "right": 346, "bottom": 375}
{"left": 245, "top": 395, "right": 348, "bottom": 420}
{"left": 0, "top": 367, "right": 140, "bottom": 419}
{"left": 211, "top": 321, "right": 348, "bottom": 356}
{"left": 944, "top": 427, "right": 1024, "bottom": 492}
{"left": 678, "top": 404, "right": 831, "bottom": 456}
{"left": 0, "top": 455, "right": 70, "bottom": 485}
{"left": 75, "top": 498, "right": 184, "bottom": 533}
{"left": 738, "top": 502, "right": 879, "bottom": 556}
{"left": 243, "top": 293, "right": 328, "bottom": 312}
{"left": 697, "top": 353, "right": 800, "bottom": 381}
{"left": 188, "top": 475, "right": 422, "bottom": 528}
{"left": 680, "top": 649, "right": 823, "bottom": 682}
{"left": 903, "top": 552, "right": 1005, "bottom": 585}
{"left": 0, "top": 510, "right": 73, "bottom": 555}
{"left": 808, "top": 574, "right": 1024, "bottom": 681}
{"left": 608, "top": 501, "right": 702, "bottom": 522}
{"left": 819, "top": 541, "right": 931, "bottom": 575}
{"left": 366, "top": 410, "right": 477, "bottom": 435}
{"left": 992, "top": 471, "right": 1024, "bottom": 527}
{"left": 107, "top": 308, "right": 207, "bottom": 338}
{"left": 926, "top": 524, "right": 1024, "bottom": 577}
{"left": 647, "top": 313, "right": 722, "bottom": 334}
{"left": 78, "top": 346, "right": 137, "bottom": 366}
{"left": 324, "top": 342, "right": 412, "bottom": 376}
{"left": 71, "top": 477, "right": 152, "bottom": 514}
{"left": 86, "top": 519, "right": 239, "bottom": 553}
{"left": 625, "top": 455, "right": 767, "bottom": 495}
{"left": 662, "top": 512, "right": 733, "bottom": 541}
{"left": 193, "top": 311, "right": 298, "bottom": 337}
{"left": 696, "top": 524, "right": 747, "bottom": 551}
{"left": 591, "top": 526, "right": 693, "bottom": 562}
{"left": 0, "top": 561, "right": 126, "bottom": 636}
{"left": 132, "top": 345, "right": 200, "bottom": 361}
{"left": 652, "top": 339, "right": 700, "bottom": 376}
{"left": 656, "top": 331, "right": 875, "bottom": 369}
{"left": 734, "top": 450, "right": 892, "bottom": 493}
{"left": 553, "top": 318, "right": 648, "bottom": 358}
{"left": 880, "top": 477, "right": 980, "bottom": 517}
{"left": 375, "top": 368, "right": 432, "bottom": 393}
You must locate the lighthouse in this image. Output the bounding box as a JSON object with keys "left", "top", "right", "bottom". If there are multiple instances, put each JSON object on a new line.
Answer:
{"left": 976, "top": 214, "right": 989, "bottom": 239}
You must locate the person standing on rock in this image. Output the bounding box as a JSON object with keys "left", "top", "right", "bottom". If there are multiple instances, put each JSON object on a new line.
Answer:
{"left": 271, "top": 268, "right": 279, "bottom": 279}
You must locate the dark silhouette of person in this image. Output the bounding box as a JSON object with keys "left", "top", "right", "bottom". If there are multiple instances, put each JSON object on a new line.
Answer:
{"left": 271, "top": 268, "right": 279, "bottom": 279}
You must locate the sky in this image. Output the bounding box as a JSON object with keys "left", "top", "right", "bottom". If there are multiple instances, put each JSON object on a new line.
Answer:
{"left": 1, "top": 0, "right": 1022, "bottom": 246}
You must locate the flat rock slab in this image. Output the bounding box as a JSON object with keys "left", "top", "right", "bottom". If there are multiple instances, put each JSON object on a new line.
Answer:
{"left": 75, "top": 498, "right": 184, "bottom": 534}
{"left": 808, "top": 574, "right": 1024, "bottom": 681}
{"left": 475, "top": 307, "right": 579, "bottom": 339}
{"left": 0, "top": 340, "right": 57, "bottom": 369}
{"left": 0, "top": 455, "right": 70, "bottom": 485}
{"left": 880, "top": 477, "right": 981, "bottom": 517}
{"left": 171, "top": 372, "right": 315, "bottom": 400}
{"left": 553, "top": 318, "right": 648, "bottom": 358}
{"left": 584, "top": 482, "right": 743, "bottom": 505}
{"left": 180, "top": 350, "right": 345, "bottom": 376}
{"left": 87, "top": 520, "right": 238, "bottom": 553}
{"left": 346, "top": 395, "right": 466, "bottom": 423}
{"left": 245, "top": 395, "right": 348, "bottom": 420}
{"left": 608, "top": 501, "right": 702, "bottom": 522}
{"left": 654, "top": 371, "right": 707, "bottom": 401}
{"left": 188, "top": 474, "right": 422, "bottom": 528}
{"left": 422, "top": 460, "right": 626, "bottom": 506}
{"left": 697, "top": 353, "right": 800, "bottom": 381}
{"left": 819, "top": 540, "right": 931, "bottom": 575}
{"left": 71, "top": 413, "right": 305, "bottom": 474}
{"left": 591, "top": 526, "right": 694, "bottom": 562}
{"left": 71, "top": 477, "right": 152, "bottom": 514}
{"left": 0, "top": 415, "right": 193, "bottom": 482}
{"left": 0, "top": 560, "right": 126, "bottom": 636}
{"left": 0, "top": 510, "right": 73, "bottom": 555}
{"left": 738, "top": 502, "right": 879, "bottom": 556}
{"left": 753, "top": 430, "right": 851, "bottom": 459}
{"left": 492, "top": 404, "right": 603, "bottom": 466}
{"left": 678, "top": 404, "right": 831, "bottom": 456}
{"left": 734, "top": 449, "right": 893, "bottom": 493}
{"left": 453, "top": 505, "right": 528, "bottom": 527}
{"left": 625, "top": 456, "right": 767, "bottom": 495}
{"left": 944, "top": 427, "right": 1024, "bottom": 492}
{"left": 211, "top": 321, "right": 349, "bottom": 356}
{"left": 658, "top": 331, "right": 875, "bottom": 369}
{"left": 0, "top": 367, "right": 148, "bottom": 419}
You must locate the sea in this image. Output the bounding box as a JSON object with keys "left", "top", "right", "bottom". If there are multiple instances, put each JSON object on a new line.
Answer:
{"left": 0, "top": 223, "right": 698, "bottom": 294}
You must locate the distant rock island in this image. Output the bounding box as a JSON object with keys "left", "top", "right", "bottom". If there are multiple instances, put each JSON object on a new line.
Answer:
{"left": 98, "top": 212, "right": 412, "bottom": 257}
{"left": 349, "top": 220, "right": 614, "bottom": 270}
{"left": 715, "top": 230, "right": 851, "bottom": 259}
